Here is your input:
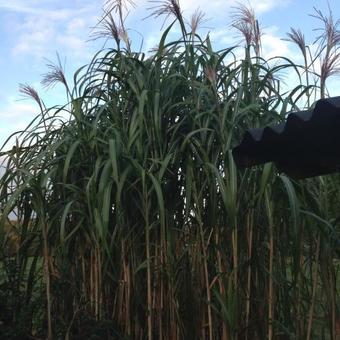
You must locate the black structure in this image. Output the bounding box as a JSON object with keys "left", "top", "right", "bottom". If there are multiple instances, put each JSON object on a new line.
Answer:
{"left": 232, "top": 96, "right": 340, "bottom": 179}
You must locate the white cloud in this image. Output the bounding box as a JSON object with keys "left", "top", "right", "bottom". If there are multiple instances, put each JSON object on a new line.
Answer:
{"left": 127, "top": 0, "right": 294, "bottom": 58}
{"left": 56, "top": 35, "right": 89, "bottom": 59}
{"left": 13, "top": 30, "right": 55, "bottom": 58}
{"left": 249, "top": 0, "right": 290, "bottom": 14}
{"left": 178, "top": 0, "right": 232, "bottom": 15}
{"left": 7, "top": 0, "right": 290, "bottom": 61}
{"left": 133, "top": 0, "right": 289, "bottom": 19}
{"left": 143, "top": 33, "right": 162, "bottom": 52}
{"left": 0, "top": 155, "right": 7, "bottom": 178}
{"left": 0, "top": 99, "right": 39, "bottom": 148}
{"left": 66, "top": 17, "right": 87, "bottom": 35}
{"left": 193, "top": 13, "right": 298, "bottom": 60}
{"left": 262, "top": 32, "right": 292, "bottom": 60}
{"left": 210, "top": 28, "right": 237, "bottom": 47}
{"left": 0, "top": 0, "right": 74, "bottom": 14}
{"left": 9, "top": 2, "right": 98, "bottom": 61}
{"left": 0, "top": 100, "right": 37, "bottom": 119}
{"left": 0, "top": 0, "right": 37, "bottom": 13}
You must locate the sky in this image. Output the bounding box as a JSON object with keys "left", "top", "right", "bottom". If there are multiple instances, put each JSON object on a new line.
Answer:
{"left": 1, "top": 0, "right": 340, "bottom": 150}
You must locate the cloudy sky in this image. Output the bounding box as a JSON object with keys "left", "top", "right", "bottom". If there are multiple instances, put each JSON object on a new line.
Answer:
{"left": 0, "top": 0, "right": 340, "bottom": 149}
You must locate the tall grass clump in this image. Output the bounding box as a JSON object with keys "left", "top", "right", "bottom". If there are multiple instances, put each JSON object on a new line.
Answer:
{"left": 0, "top": 1, "right": 340, "bottom": 339}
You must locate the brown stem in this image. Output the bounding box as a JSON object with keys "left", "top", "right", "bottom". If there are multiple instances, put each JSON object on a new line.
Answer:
{"left": 42, "top": 221, "right": 52, "bottom": 340}
{"left": 306, "top": 234, "right": 320, "bottom": 340}
{"left": 245, "top": 213, "right": 253, "bottom": 340}
{"left": 200, "top": 226, "right": 213, "bottom": 340}
{"left": 268, "top": 222, "right": 274, "bottom": 340}
{"left": 146, "top": 220, "right": 152, "bottom": 339}
{"left": 216, "top": 231, "right": 230, "bottom": 340}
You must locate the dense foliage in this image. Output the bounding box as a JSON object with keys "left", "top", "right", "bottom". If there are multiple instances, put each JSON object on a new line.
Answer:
{"left": 0, "top": 2, "right": 340, "bottom": 339}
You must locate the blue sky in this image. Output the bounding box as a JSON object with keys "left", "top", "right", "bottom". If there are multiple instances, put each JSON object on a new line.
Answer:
{"left": 0, "top": 0, "right": 340, "bottom": 149}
